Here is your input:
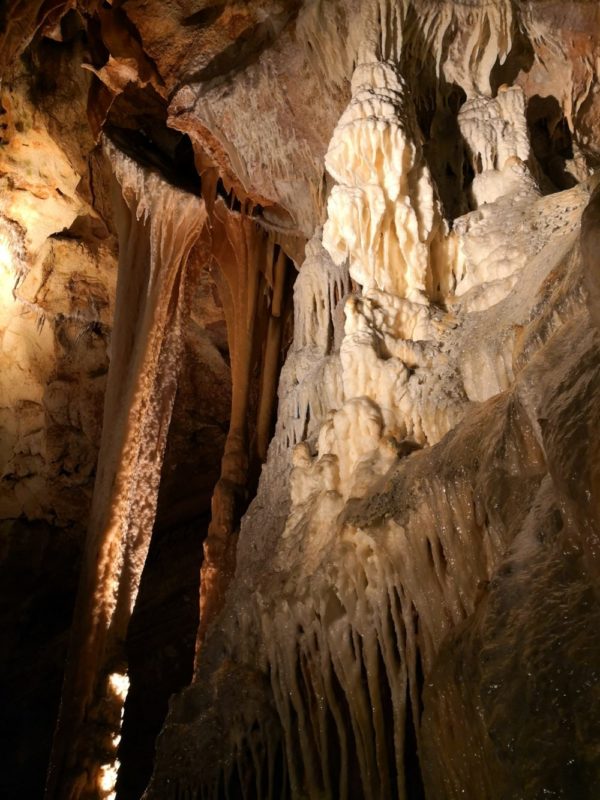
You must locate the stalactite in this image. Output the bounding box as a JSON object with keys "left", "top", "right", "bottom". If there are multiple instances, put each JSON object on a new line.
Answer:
{"left": 198, "top": 199, "right": 291, "bottom": 647}
{"left": 46, "top": 141, "right": 206, "bottom": 800}
{"left": 198, "top": 200, "right": 267, "bottom": 647}
{"left": 202, "top": 387, "right": 547, "bottom": 800}
{"left": 274, "top": 235, "right": 349, "bottom": 453}
{"left": 256, "top": 247, "right": 287, "bottom": 462}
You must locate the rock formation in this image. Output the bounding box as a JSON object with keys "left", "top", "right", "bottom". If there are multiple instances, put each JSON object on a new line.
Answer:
{"left": 1, "top": 1, "right": 600, "bottom": 799}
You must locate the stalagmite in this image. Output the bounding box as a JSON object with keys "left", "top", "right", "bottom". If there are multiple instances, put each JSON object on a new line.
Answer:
{"left": 299, "top": 58, "right": 463, "bottom": 502}
{"left": 46, "top": 141, "right": 206, "bottom": 800}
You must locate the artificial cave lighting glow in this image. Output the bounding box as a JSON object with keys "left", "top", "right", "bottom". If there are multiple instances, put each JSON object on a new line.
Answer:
{"left": 0, "top": 239, "right": 14, "bottom": 301}
{"left": 92, "top": 672, "right": 130, "bottom": 799}
{"left": 0, "top": 218, "right": 25, "bottom": 305}
{"left": 107, "top": 671, "right": 130, "bottom": 704}
{"left": 98, "top": 761, "right": 120, "bottom": 800}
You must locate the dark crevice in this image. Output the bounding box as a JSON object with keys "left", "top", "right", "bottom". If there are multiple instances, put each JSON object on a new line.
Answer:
{"left": 527, "top": 94, "right": 578, "bottom": 191}
{"left": 489, "top": 24, "right": 535, "bottom": 95}
{"left": 116, "top": 513, "right": 208, "bottom": 800}
{"left": 404, "top": 606, "right": 426, "bottom": 800}
{"left": 0, "top": 520, "right": 82, "bottom": 799}
{"left": 403, "top": 674, "right": 426, "bottom": 800}
{"left": 104, "top": 125, "right": 201, "bottom": 196}
{"left": 181, "top": 4, "right": 226, "bottom": 29}
{"left": 377, "top": 642, "right": 400, "bottom": 800}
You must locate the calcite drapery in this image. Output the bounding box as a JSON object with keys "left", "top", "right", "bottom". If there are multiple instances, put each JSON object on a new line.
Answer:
{"left": 198, "top": 198, "right": 290, "bottom": 647}
{"left": 46, "top": 142, "right": 206, "bottom": 800}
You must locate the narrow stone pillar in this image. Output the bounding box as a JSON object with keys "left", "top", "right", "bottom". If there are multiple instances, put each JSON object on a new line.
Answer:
{"left": 46, "top": 142, "right": 206, "bottom": 800}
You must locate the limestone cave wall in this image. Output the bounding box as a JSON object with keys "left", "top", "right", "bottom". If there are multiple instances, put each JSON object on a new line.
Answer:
{"left": 1, "top": 2, "right": 600, "bottom": 799}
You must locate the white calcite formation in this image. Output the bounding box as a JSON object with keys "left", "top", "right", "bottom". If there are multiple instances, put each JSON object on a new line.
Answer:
{"left": 291, "top": 61, "right": 463, "bottom": 507}
{"left": 451, "top": 86, "right": 591, "bottom": 313}
{"left": 147, "top": 37, "right": 600, "bottom": 796}
{"left": 323, "top": 61, "right": 448, "bottom": 303}
{"left": 114, "top": 3, "right": 600, "bottom": 797}
{"left": 458, "top": 85, "right": 533, "bottom": 208}
{"left": 274, "top": 234, "right": 349, "bottom": 452}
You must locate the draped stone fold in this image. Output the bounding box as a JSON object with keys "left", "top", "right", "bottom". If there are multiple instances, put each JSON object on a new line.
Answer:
{"left": 46, "top": 141, "right": 206, "bottom": 800}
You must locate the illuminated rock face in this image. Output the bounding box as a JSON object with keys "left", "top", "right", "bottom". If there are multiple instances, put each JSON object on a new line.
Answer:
{"left": 323, "top": 61, "right": 447, "bottom": 303}
{"left": 0, "top": 84, "right": 117, "bottom": 525}
{"left": 145, "top": 7, "right": 600, "bottom": 800}
{"left": 46, "top": 143, "right": 207, "bottom": 800}
{"left": 1, "top": 2, "right": 600, "bottom": 799}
